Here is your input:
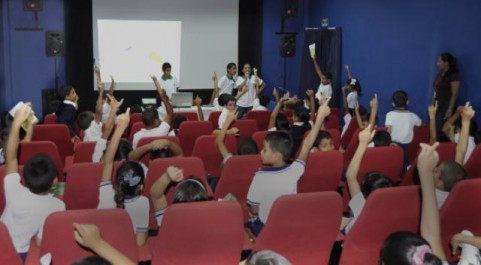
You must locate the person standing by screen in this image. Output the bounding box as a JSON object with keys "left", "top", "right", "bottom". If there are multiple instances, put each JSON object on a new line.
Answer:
{"left": 434, "top": 53, "right": 460, "bottom": 139}
{"left": 217, "top": 62, "right": 237, "bottom": 95}
{"left": 159, "top": 62, "right": 179, "bottom": 98}
{"left": 235, "top": 63, "right": 265, "bottom": 119}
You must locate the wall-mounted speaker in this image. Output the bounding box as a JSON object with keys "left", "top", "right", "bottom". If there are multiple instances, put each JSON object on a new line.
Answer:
{"left": 23, "top": 0, "right": 42, "bottom": 12}
{"left": 280, "top": 35, "right": 296, "bottom": 57}
{"left": 46, "top": 31, "right": 65, "bottom": 56}
{"left": 281, "top": 0, "right": 298, "bottom": 17}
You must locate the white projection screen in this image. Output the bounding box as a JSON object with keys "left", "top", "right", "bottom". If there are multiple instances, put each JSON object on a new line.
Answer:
{"left": 92, "top": 0, "right": 239, "bottom": 90}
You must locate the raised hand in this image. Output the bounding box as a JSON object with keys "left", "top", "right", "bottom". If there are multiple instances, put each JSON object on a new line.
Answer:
{"left": 13, "top": 104, "right": 32, "bottom": 125}
{"left": 417, "top": 142, "right": 440, "bottom": 175}
{"left": 73, "top": 223, "right": 102, "bottom": 249}
{"left": 166, "top": 166, "right": 184, "bottom": 182}
{"left": 116, "top": 108, "right": 130, "bottom": 129}
{"left": 370, "top": 94, "right": 378, "bottom": 110}
{"left": 107, "top": 95, "right": 123, "bottom": 111}
{"left": 460, "top": 102, "right": 475, "bottom": 122}
{"left": 212, "top": 72, "right": 218, "bottom": 82}
{"left": 317, "top": 97, "right": 331, "bottom": 118}
{"left": 151, "top": 139, "right": 169, "bottom": 150}
{"left": 358, "top": 124, "right": 375, "bottom": 146}
{"left": 344, "top": 64, "right": 350, "bottom": 71}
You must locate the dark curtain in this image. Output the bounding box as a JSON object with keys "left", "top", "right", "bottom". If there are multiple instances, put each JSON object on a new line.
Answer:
{"left": 298, "top": 27, "right": 342, "bottom": 107}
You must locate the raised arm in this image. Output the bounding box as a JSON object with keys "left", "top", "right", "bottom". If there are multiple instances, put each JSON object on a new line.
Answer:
{"left": 194, "top": 95, "right": 204, "bottom": 121}
{"left": 345, "top": 64, "right": 353, "bottom": 79}
{"left": 354, "top": 103, "right": 364, "bottom": 129}
{"left": 235, "top": 84, "right": 248, "bottom": 100}
{"left": 150, "top": 166, "right": 184, "bottom": 213}
{"left": 101, "top": 95, "right": 123, "bottom": 140}
{"left": 94, "top": 79, "right": 105, "bottom": 123}
{"left": 268, "top": 88, "right": 287, "bottom": 129}
{"left": 418, "top": 142, "right": 446, "bottom": 260}
{"left": 297, "top": 97, "right": 331, "bottom": 162}
{"left": 23, "top": 113, "right": 35, "bottom": 142}
{"left": 311, "top": 56, "right": 324, "bottom": 80}
{"left": 451, "top": 233, "right": 481, "bottom": 255}
{"left": 455, "top": 102, "right": 474, "bottom": 164}
{"left": 306, "top": 89, "right": 316, "bottom": 122}
{"left": 216, "top": 110, "right": 237, "bottom": 159}
{"left": 428, "top": 101, "right": 438, "bottom": 144}
{"left": 209, "top": 72, "right": 219, "bottom": 105}
{"left": 342, "top": 85, "right": 350, "bottom": 115}
{"left": 446, "top": 81, "right": 460, "bottom": 119}
{"left": 368, "top": 94, "right": 378, "bottom": 128}
{"left": 101, "top": 108, "right": 130, "bottom": 182}
{"left": 74, "top": 223, "right": 135, "bottom": 265}
{"left": 5, "top": 105, "right": 32, "bottom": 174}
{"left": 346, "top": 125, "right": 375, "bottom": 198}
{"left": 255, "top": 75, "right": 265, "bottom": 97}
{"left": 128, "top": 139, "right": 183, "bottom": 162}
{"left": 108, "top": 75, "right": 115, "bottom": 96}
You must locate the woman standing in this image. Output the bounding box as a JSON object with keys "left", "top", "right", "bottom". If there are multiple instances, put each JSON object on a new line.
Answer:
{"left": 434, "top": 53, "right": 460, "bottom": 139}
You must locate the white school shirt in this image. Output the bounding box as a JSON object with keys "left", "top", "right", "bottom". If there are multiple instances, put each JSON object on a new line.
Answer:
{"left": 98, "top": 181, "right": 149, "bottom": 233}
{"left": 436, "top": 189, "right": 449, "bottom": 209}
{"left": 247, "top": 159, "right": 306, "bottom": 223}
{"left": 454, "top": 133, "right": 476, "bottom": 165}
{"left": 101, "top": 102, "right": 111, "bottom": 123}
{"left": 316, "top": 83, "right": 332, "bottom": 99}
{"left": 217, "top": 75, "right": 237, "bottom": 95}
{"left": 341, "top": 114, "right": 352, "bottom": 137}
{"left": 347, "top": 91, "right": 358, "bottom": 109}
{"left": 345, "top": 192, "right": 366, "bottom": 234}
{"left": 132, "top": 122, "right": 171, "bottom": 148}
{"left": 385, "top": 110, "right": 422, "bottom": 144}
{"left": 83, "top": 120, "right": 103, "bottom": 142}
{"left": 235, "top": 75, "right": 264, "bottom": 107}
{"left": 218, "top": 108, "right": 229, "bottom": 129}
{"left": 1, "top": 173, "right": 65, "bottom": 253}
{"left": 159, "top": 76, "right": 179, "bottom": 98}
{"left": 252, "top": 98, "right": 268, "bottom": 111}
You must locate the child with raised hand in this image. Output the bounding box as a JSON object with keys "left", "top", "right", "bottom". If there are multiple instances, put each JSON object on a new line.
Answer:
{"left": 78, "top": 78, "right": 108, "bottom": 142}
{"left": 97, "top": 108, "right": 150, "bottom": 246}
{"left": 94, "top": 65, "right": 116, "bottom": 123}
{"left": 344, "top": 124, "right": 393, "bottom": 233}
{"left": 310, "top": 48, "right": 332, "bottom": 102}
{"left": 128, "top": 138, "right": 183, "bottom": 163}
{"left": 342, "top": 64, "right": 362, "bottom": 115}
{"left": 1, "top": 104, "right": 65, "bottom": 260}
{"left": 246, "top": 97, "right": 331, "bottom": 233}
{"left": 267, "top": 88, "right": 291, "bottom": 131}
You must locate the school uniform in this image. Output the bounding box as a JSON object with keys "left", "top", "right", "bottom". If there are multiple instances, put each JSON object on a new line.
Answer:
{"left": 132, "top": 122, "right": 171, "bottom": 148}
{"left": 217, "top": 75, "right": 237, "bottom": 95}
{"left": 56, "top": 100, "right": 77, "bottom": 137}
{"left": 83, "top": 120, "right": 103, "bottom": 142}
{"left": 159, "top": 75, "right": 179, "bottom": 98}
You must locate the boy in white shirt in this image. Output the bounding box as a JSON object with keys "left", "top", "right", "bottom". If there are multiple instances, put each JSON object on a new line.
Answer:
{"left": 235, "top": 63, "right": 266, "bottom": 119}
{"left": 1, "top": 105, "right": 65, "bottom": 260}
{"left": 158, "top": 62, "right": 179, "bottom": 98}
{"left": 310, "top": 51, "right": 332, "bottom": 102}
{"left": 217, "top": 62, "right": 237, "bottom": 95}
{"left": 385, "top": 90, "right": 422, "bottom": 171}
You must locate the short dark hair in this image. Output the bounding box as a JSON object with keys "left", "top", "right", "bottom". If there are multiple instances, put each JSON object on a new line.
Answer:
{"left": 162, "top": 62, "right": 172, "bottom": 71}
{"left": 77, "top": 111, "right": 95, "bottom": 130}
{"left": 71, "top": 256, "right": 112, "bottom": 265}
{"left": 173, "top": 115, "right": 187, "bottom": 130}
{"left": 346, "top": 78, "right": 362, "bottom": 96}
{"left": 58, "top": 85, "right": 74, "bottom": 100}
{"left": 130, "top": 104, "right": 143, "bottom": 114}
{"left": 392, "top": 90, "right": 408, "bottom": 108}
{"left": 361, "top": 172, "right": 393, "bottom": 198}
{"left": 23, "top": 153, "right": 58, "bottom": 194}
{"left": 439, "top": 160, "right": 467, "bottom": 191}
{"left": 238, "top": 137, "right": 258, "bottom": 155}
{"left": 246, "top": 250, "right": 292, "bottom": 265}
{"left": 322, "top": 72, "right": 333, "bottom": 80}
{"left": 218, "top": 94, "right": 229, "bottom": 107}
{"left": 142, "top": 108, "right": 159, "bottom": 127}
{"left": 314, "top": 130, "right": 332, "bottom": 147}
{"left": 265, "top": 132, "right": 293, "bottom": 163}
{"left": 223, "top": 94, "right": 236, "bottom": 105}
{"left": 381, "top": 231, "right": 442, "bottom": 265}
{"left": 115, "top": 139, "right": 133, "bottom": 161}
{"left": 150, "top": 148, "right": 173, "bottom": 160}
{"left": 373, "top": 131, "right": 392, "bottom": 147}
{"left": 173, "top": 177, "right": 210, "bottom": 203}
{"left": 226, "top": 62, "right": 236, "bottom": 72}
{"left": 259, "top": 94, "right": 270, "bottom": 108}
{"left": 275, "top": 113, "right": 290, "bottom": 131}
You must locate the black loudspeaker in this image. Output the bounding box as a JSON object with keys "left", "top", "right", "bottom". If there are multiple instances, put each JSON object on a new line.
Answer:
{"left": 281, "top": 0, "right": 298, "bottom": 17}
{"left": 280, "top": 35, "right": 296, "bottom": 57}
{"left": 46, "top": 31, "right": 65, "bottom": 56}
{"left": 23, "top": 0, "right": 42, "bottom": 11}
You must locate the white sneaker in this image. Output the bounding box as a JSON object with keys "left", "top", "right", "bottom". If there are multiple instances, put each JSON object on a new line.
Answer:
{"left": 458, "top": 230, "right": 481, "bottom": 265}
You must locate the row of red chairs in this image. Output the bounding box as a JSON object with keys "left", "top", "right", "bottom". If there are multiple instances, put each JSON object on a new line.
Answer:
{"left": 3, "top": 178, "right": 480, "bottom": 264}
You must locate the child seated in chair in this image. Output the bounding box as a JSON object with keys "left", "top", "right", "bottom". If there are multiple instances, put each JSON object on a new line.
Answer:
{"left": 56, "top": 85, "right": 79, "bottom": 141}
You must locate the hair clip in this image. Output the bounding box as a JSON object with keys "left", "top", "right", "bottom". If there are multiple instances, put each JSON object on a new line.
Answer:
{"left": 123, "top": 170, "right": 142, "bottom": 187}
{"left": 350, "top": 78, "right": 357, "bottom": 86}
{"left": 411, "top": 244, "right": 432, "bottom": 265}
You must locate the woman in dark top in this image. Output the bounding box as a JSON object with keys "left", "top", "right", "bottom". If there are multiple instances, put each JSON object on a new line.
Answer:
{"left": 433, "top": 53, "right": 460, "bottom": 139}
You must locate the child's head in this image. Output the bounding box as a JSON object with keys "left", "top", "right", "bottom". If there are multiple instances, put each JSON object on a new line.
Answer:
{"left": 392, "top": 90, "right": 408, "bottom": 109}
{"left": 275, "top": 113, "right": 290, "bottom": 131}
{"left": 23, "top": 154, "right": 58, "bottom": 194}
{"left": 361, "top": 172, "right": 393, "bottom": 198}
{"left": 434, "top": 160, "right": 467, "bottom": 192}
{"left": 380, "top": 231, "right": 442, "bottom": 265}
{"left": 373, "top": 131, "right": 392, "bottom": 147}
{"left": 71, "top": 256, "right": 112, "bottom": 265}
{"left": 77, "top": 111, "right": 95, "bottom": 130}
{"left": 150, "top": 148, "right": 173, "bottom": 160}
{"left": 313, "top": 130, "right": 334, "bottom": 152}
{"left": 226, "top": 62, "right": 237, "bottom": 76}
{"left": 259, "top": 94, "right": 270, "bottom": 108}
{"left": 142, "top": 108, "right": 161, "bottom": 128}
{"left": 114, "top": 139, "right": 133, "bottom": 161}
{"left": 58, "top": 85, "right": 77, "bottom": 101}
{"left": 293, "top": 105, "right": 311, "bottom": 131}
{"left": 217, "top": 93, "right": 229, "bottom": 107}
{"left": 162, "top": 62, "right": 172, "bottom": 75}
{"left": 224, "top": 95, "right": 237, "bottom": 111}
{"left": 130, "top": 104, "right": 143, "bottom": 114}
{"left": 345, "top": 78, "right": 362, "bottom": 96}
{"left": 320, "top": 72, "right": 332, "bottom": 86}
{"left": 173, "top": 115, "right": 187, "bottom": 130}
{"left": 453, "top": 117, "right": 479, "bottom": 138}
{"left": 238, "top": 137, "right": 258, "bottom": 155}
{"left": 242, "top": 63, "right": 252, "bottom": 76}
{"left": 114, "top": 161, "right": 145, "bottom": 209}
{"left": 246, "top": 250, "right": 292, "bottom": 265}
{"left": 172, "top": 177, "right": 210, "bottom": 203}
{"left": 262, "top": 132, "right": 293, "bottom": 164}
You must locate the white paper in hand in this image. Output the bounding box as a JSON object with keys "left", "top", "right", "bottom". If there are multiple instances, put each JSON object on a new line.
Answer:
{"left": 309, "top": 43, "right": 316, "bottom": 58}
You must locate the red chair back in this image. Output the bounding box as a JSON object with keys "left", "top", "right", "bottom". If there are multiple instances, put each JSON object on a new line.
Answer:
{"left": 330, "top": 107, "right": 340, "bottom": 117}
{"left": 252, "top": 131, "right": 270, "bottom": 151}
{"left": 254, "top": 192, "right": 342, "bottom": 265}
{"left": 43, "top": 113, "right": 57, "bottom": 124}
{"left": 246, "top": 110, "right": 271, "bottom": 131}
{"left": 0, "top": 221, "right": 22, "bottom": 265}
{"left": 208, "top": 111, "right": 222, "bottom": 129}
{"left": 357, "top": 145, "right": 404, "bottom": 184}
{"left": 339, "top": 186, "right": 421, "bottom": 265}
{"left": 408, "top": 125, "right": 430, "bottom": 164}
{"left": 465, "top": 144, "right": 481, "bottom": 178}
{"left": 173, "top": 111, "right": 198, "bottom": 121}
{"left": 440, "top": 179, "right": 481, "bottom": 262}
{"left": 340, "top": 117, "right": 359, "bottom": 148}
{"left": 191, "top": 135, "right": 237, "bottom": 177}
{"left": 72, "top": 141, "right": 96, "bottom": 163}
{"left": 129, "top": 122, "right": 146, "bottom": 143}
{"left": 40, "top": 209, "right": 139, "bottom": 264}
{"left": 231, "top": 119, "right": 258, "bottom": 143}
{"left": 325, "top": 128, "right": 341, "bottom": 150}
{"left": 18, "top": 141, "right": 64, "bottom": 181}
{"left": 178, "top": 121, "right": 213, "bottom": 156}
{"left": 152, "top": 201, "right": 244, "bottom": 265}
{"left": 137, "top": 136, "right": 181, "bottom": 166}
{"left": 63, "top": 163, "right": 103, "bottom": 210}
{"left": 325, "top": 115, "right": 340, "bottom": 130}
{"left": 32, "top": 124, "right": 73, "bottom": 163}
{"left": 298, "top": 151, "right": 343, "bottom": 192}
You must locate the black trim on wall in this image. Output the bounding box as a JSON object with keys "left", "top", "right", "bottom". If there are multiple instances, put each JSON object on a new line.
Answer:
{"left": 64, "top": 0, "right": 264, "bottom": 112}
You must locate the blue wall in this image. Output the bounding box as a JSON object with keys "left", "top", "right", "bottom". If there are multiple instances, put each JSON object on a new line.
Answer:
{"left": 304, "top": 0, "right": 481, "bottom": 125}
{"left": 1, "top": 0, "right": 65, "bottom": 117}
